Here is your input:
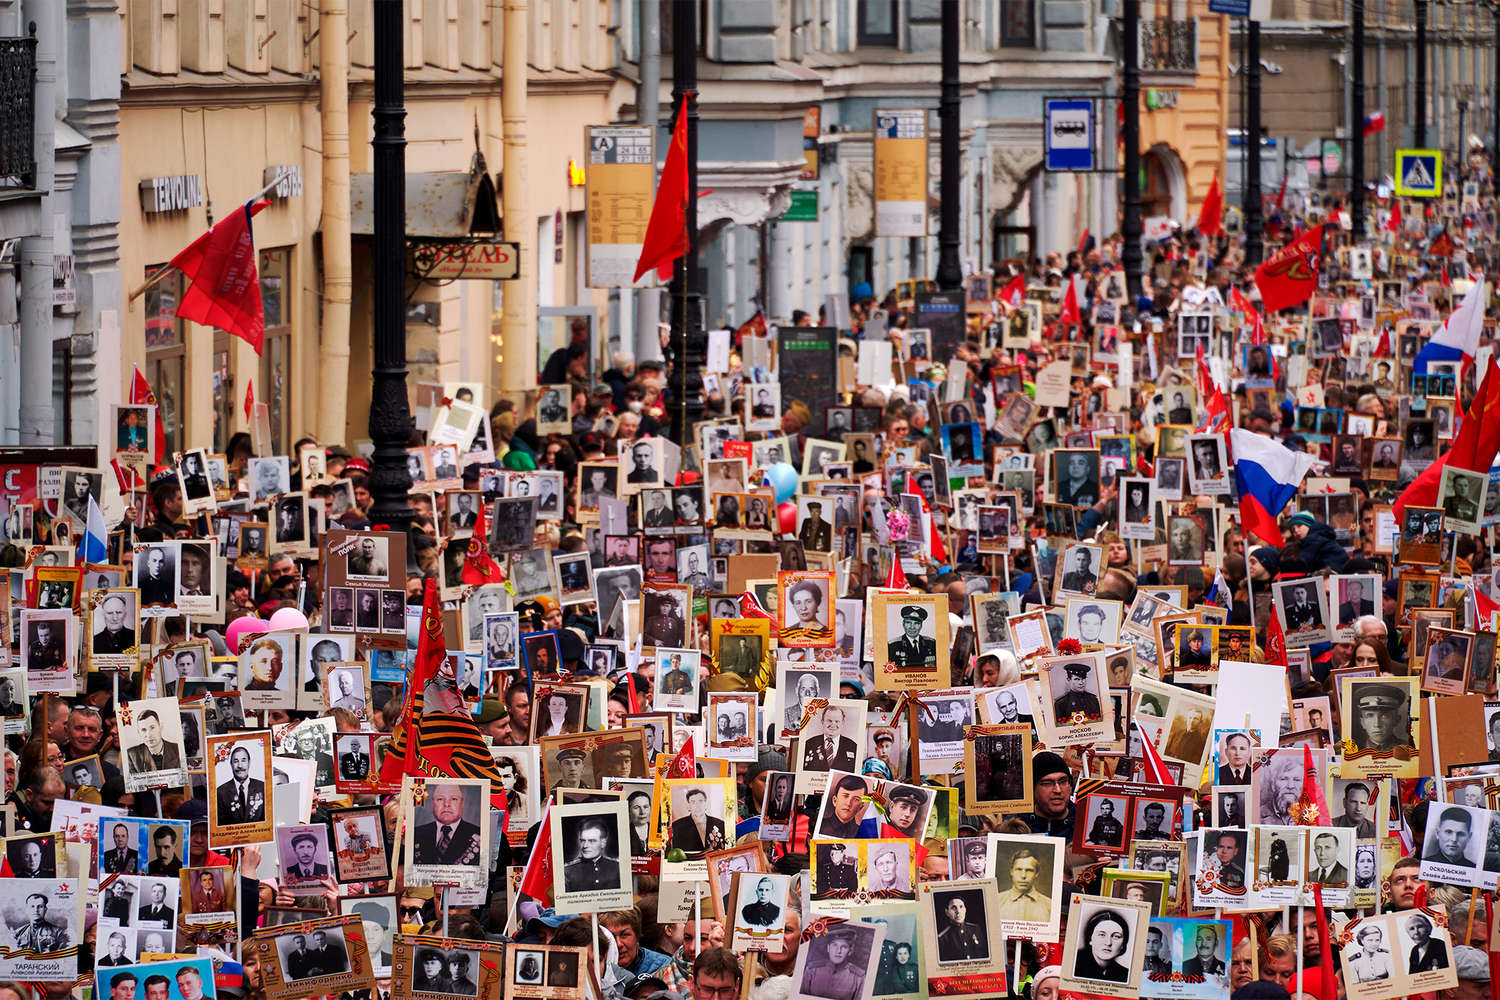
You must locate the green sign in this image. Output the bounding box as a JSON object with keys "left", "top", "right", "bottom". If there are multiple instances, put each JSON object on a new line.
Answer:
{"left": 782, "top": 189, "right": 818, "bottom": 222}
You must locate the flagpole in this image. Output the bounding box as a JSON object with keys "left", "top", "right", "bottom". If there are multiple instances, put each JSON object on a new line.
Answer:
{"left": 125, "top": 176, "right": 284, "bottom": 303}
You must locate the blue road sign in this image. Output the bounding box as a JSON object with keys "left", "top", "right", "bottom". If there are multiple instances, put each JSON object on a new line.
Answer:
{"left": 1045, "top": 100, "right": 1094, "bottom": 172}
{"left": 1209, "top": 0, "right": 1251, "bottom": 15}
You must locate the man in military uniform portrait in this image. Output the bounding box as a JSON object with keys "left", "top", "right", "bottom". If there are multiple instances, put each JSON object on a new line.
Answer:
{"left": 1441, "top": 468, "right": 1483, "bottom": 524}
{"left": 1350, "top": 681, "right": 1411, "bottom": 752}
{"left": 800, "top": 926, "right": 866, "bottom": 1000}
{"left": 1052, "top": 660, "right": 1102, "bottom": 722}
{"left": 539, "top": 387, "right": 568, "bottom": 425}
{"left": 1282, "top": 584, "right": 1322, "bottom": 632}
{"left": 412, "top": 783, "right": 483, "bottom": 867}
{"left": 1060, "top": 546, "right": 1098, "bottom": 594}
{"left": 562, "top": 816, "right": 621, "bottom": 894}
{"left": 1086, "top": 798, "right": 1126, "bottom": 847}
{"left": 739, "top": 877, "right": 782, "bottom": 928}
{"left": 887, "top": 605, "right": 937, "bottom": 669}
{"left": 934, "top": 892, "right": 987, "bottom": 963}
{"left": 10, "top": 894, "right": 68, "bottom": 953}
{"left": 815, "top": 842, "right": 858, "bottom": 895}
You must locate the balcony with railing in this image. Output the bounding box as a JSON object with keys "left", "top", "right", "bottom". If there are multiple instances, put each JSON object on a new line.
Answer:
{"left": 0, "top": 36, "right": 35, "bottom": 192}
{"left": 1139, "top": 18, "right": 1198, "bottom": 86}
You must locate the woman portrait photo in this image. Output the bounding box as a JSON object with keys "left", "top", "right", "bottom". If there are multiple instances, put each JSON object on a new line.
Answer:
{"left": 532, "top": 689, "right": 585, "bottom": 739}
{"left": 1071, "top": 906, "right": 1134, "bottom": 983}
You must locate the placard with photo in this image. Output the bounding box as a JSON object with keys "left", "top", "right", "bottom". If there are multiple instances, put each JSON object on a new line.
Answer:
{"left": 1057, "top": 893, "right": 1152, "bottom": 997}
{"left": 277, "top": 822, "right": 335, "bottom": 888}
{"left": 1337, "top": 910, "right": 1457, "bottom": 1000}
{"left": 402, "top": 776, "right": 491, "bottom": 889}
{"left": 778, "top": 570, "right": 836, "bottom": 648}
{"left": 237, "top": 629, "right": 299, "bottom": 712}
{"left": 0, "top": 876, "right": 78, "bottom": 978}
{"left": 207, "top": 729, "right": 275, "bottom": 847}
{"left": 1038, "top": 651, "right": 1113, "bottom": 747}
{"left": 1338, "top": 675, "right": 1418, "bottom": 779}
{"left": 505, "top": 942, "right": 588, "bottom": 1000}
{"left": 329, "top": 805, "right": 391, "bottom": 884}
{"left": 550, "top": 799, "right": 632, "bottom": 913}
{"left": 728, "top": 870, "right": 791, "bottom": 952}
{"left": 792, "top": 916, "right": 886, "bottom": 1000}
{"left": 1140, "top": 917, "right": 1233, "bottom": 998}
{"left": 182, "top": 864, "right": 237, "bottom": 926}
{"left": 963, "top": 724, "right": 1032, "bottom": 814}
{"left": 118, "top": 696, "right": 188, "bottom": 794}
{"left": 392, "top": 932, "right": 507, "bottom": 1000}
{"left": 871, "top": 591, "right": 950, "bottom": 691}
{"left": 991, "top": 833, "right": 1064, "bottom": 942}
{"left": 917, "top": 878, "right": 1007, "bottom": 995}
{"left": 86, "top": 587, "right": 140, "bottom": 672}
{"left": 711, "top": 617, "right": 771, "bottom": 690}
{"left": 253, "top": 911, "right": 373, "bottom": 1000}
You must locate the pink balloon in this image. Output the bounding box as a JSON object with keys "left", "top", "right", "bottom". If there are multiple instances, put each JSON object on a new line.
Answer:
{"left": 777, "top": 500, "right": 797, "bottom": 535}
{"left": 225, "top": 616, "right": 271, "bottom": 654}
{"left": 268, "top": 606, "right": 310, "bottom": 631}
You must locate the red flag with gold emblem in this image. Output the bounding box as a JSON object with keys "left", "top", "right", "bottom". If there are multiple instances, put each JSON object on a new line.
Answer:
{"left": 461, "top": 501, "right": 505, "bottom": 585}
{"left": 1254, "top": 224, "right": 1325, "bottom": 313}
{"left": 1288, "top": 743, "right": 1329, "bottom": 825}
{"left": 665, "top": 733, "right": 696, "bottom": 780}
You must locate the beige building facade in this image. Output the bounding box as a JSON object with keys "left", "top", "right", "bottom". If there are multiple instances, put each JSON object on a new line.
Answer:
{"left": 117, "top": 0, "right": 627, "bottom": 454}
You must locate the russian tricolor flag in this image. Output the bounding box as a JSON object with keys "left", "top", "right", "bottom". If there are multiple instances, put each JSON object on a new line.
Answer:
{"left": 1362, "top": 110, "right": 1386, "bottom": 136}
{"left": 1414, "top": 276, "right": 1485, "bottom": 375}
{"left": 1230, "top": 429, "right": 1318, "bottom": 547}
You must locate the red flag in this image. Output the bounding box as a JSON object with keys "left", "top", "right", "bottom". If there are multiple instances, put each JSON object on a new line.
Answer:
{"left": 1000, "top": 272, "right": 1026, "bottom": 308}
{"left": 461, "top": 502, "right": 505, "bottom": 585}
{"left": 1059, "top": 277, "right": 1081, "bottom": 325}
{"left": 1265, "top": 601, "right": 1289, "bottom": 662}
{"left": 1197, "top": 173, "right": 1223, "bottom": 238}
{"left": 129, "top": 365, "right": 168, "bottom": 464}
{"left": 666, "top": 733, "right": 696, "bottom": 780}
{"left": 885, "top": 555, "right": 908, "bottom": 590}
{"left": 380, "top": 579, "right": 510, "bottom": 811}
{"left": 244, "top": 378, "right": 255, "bottom": 422}
{"left": 170, "top": 199, "right": 270, "bottom": 353}
{"left": 1254, "top": 224, "right": 1325, "bottom": 313}
{"left": 633, "top": 97, "right": 690, "bottom": 283}
{"left": 1394, "top": 359, "right": 1500, "bottom": 518}
{"left": 1077, "top": 228, "right": 1091, "bottom": 255}
{"left": 1385, "top": 199, "right": 1402, "bottom": 234}
{"left": 1134, "top": 720, "right": 1173, "bottom": 784}
{"left": 1195, "top": 347, "right": 1231, "bottom": 434}
{"left": 1310, "top": 884, "right": 1338, "bottom": 998}
{"left": 1474, "top": 587, "right": 1500, "bottom": 629}
{"left": 517, "top": 800, "right": 555, "bottom": 906}
{"left": 1289, "top": 743, "right": 1330, "bottom": 824}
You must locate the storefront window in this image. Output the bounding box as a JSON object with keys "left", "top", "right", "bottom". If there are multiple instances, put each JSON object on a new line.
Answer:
{"left": 259, "top": 248, "right": 291, "bottom": 456}
{"left": 143, "top": 268, "right": 185, "bottom": 456}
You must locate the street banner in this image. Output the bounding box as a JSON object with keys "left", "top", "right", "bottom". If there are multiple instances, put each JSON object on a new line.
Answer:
{"left": 587, "top": 124, "right": 656, "bottom": 287}
{"left": 874, "top": 109, "right": 928, "bottom": 237}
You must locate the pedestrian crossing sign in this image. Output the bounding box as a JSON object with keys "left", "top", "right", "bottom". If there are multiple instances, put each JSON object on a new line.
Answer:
{"left": 1394, "top": 148, "right": 1442, "bottom": 198}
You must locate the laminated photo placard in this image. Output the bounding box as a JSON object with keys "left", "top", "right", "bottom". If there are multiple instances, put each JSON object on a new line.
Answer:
{"left": 392, "top": 932, "right": 507, "bottom": 1000}
{"left": 252, "top": 911, "right": 374, "bottom": 1000}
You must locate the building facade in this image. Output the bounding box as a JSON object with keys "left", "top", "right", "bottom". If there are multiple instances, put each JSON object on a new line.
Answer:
{"left": 1227, "top": 0, "right": 1496, "bottom": 206}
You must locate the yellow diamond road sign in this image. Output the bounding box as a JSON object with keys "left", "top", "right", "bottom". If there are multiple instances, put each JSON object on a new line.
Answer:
{"left": 1393, "top": 148, "right": 1442, "bottom": 198}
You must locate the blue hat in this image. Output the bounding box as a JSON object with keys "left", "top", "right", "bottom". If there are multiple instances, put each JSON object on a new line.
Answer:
{"left": 852, "top": 281, "right": 874, "bottom": 300}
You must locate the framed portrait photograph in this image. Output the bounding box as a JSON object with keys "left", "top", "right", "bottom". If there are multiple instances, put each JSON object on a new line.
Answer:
{"left": 991, "top": 834, "right": 1064, "bottom": 941}
{"left": 550, "top": 800, "right": 632, "bottom": 912}
{"left": 1039, "top": 651, "right": 1113, "bottom": 746}
{"left": 402, "top": 776, "right": 491, "bottom": 889}
{"left": 872, "top": 591, "right": 950, "bottom": 691}
{"left": 328, "top": 806, "right": 390, "bottom": 884}
{"left": 118, "top": 696, "right": 189, "bottom": 794}
{"left": 1273, "top": 576, "right": 1330, "bottom": 648}
{"left": 778, "top": 570, "right": 836, "bottom": 649}
{"left": 918, "top": 877, "right": 1008, "bottom": 990}
{"left": 207, "top": 729, "right": 275, "bottom": 846}
{"left": 792, "top": 918, "right": 886, "bottom": 1000}
{"left": 86, "top": 587, "right": 140, "bottom": 672}
{"left": 277, "top": 823, "right": 334, "bottom": 888}
{"left": 253, "top": 912, "right": 373, "bottom": 1000}
{"left": 393, "top": 933, "right": 507, "bottom": 1000}
{"left": 1338, "top": 676, "right": 1418, "bottom": 779}
{"left": 505, "top": 943, "right": 588, "bottom": 1000}
{"left": 963, "top": 724, "right": 1032, "bottom": 814}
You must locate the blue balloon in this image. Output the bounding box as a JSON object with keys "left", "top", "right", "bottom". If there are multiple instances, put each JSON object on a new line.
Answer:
{"left": 765, "top": 462, "right": 799, "bottom": 504}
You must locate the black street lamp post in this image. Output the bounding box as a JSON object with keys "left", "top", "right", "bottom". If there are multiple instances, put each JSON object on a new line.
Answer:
{"left": 368, "top": 0, "right": 414, "bottom": 535}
